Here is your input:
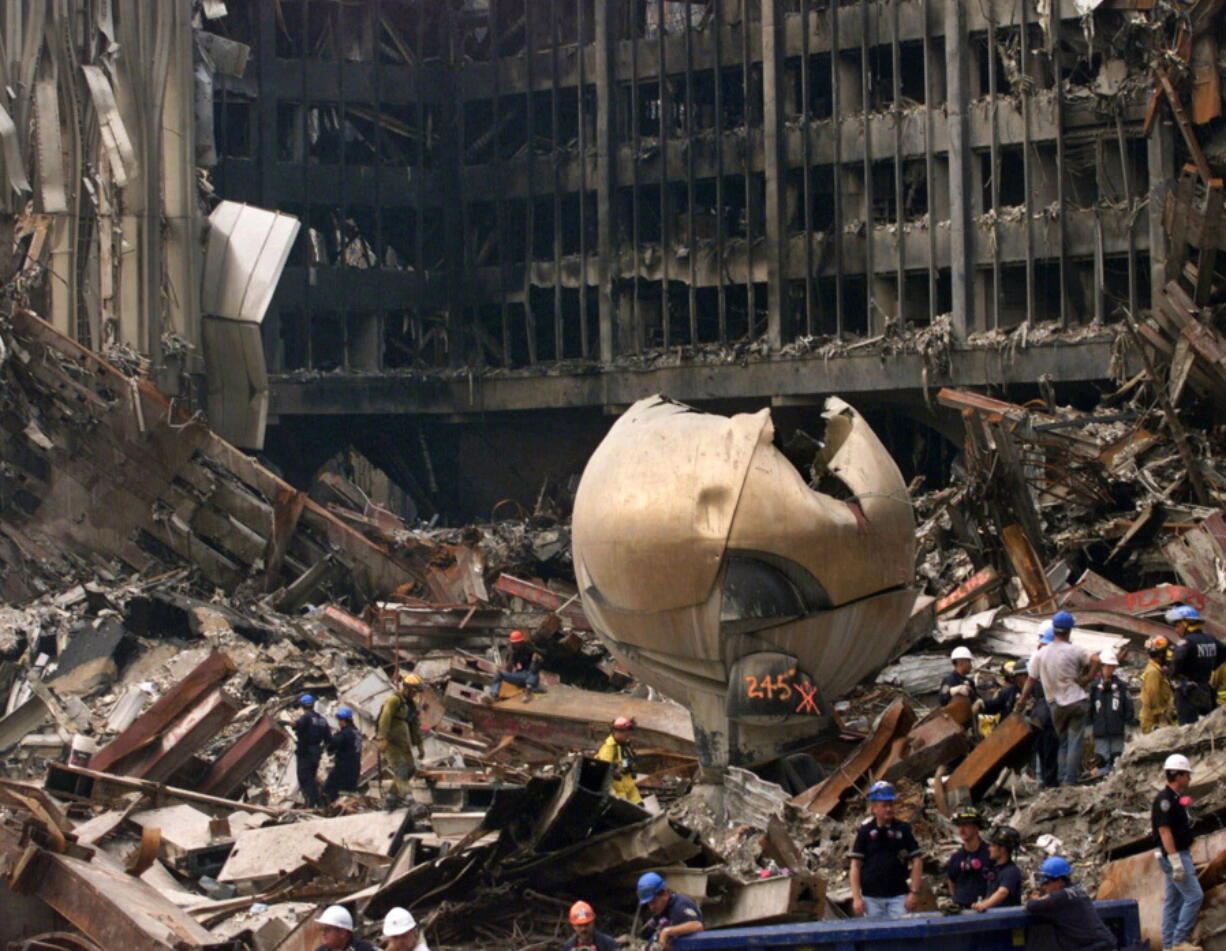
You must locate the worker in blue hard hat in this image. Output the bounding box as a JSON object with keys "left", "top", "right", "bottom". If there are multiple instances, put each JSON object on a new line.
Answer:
{"left": 1166, "top": 604, "right": 1225, "bottom": 725}
{"left": 294, "top": 694, "right": 331, "bottom": 809}
{"left": 323, "top": 706, "right": 363, "bottom": 806}
{"left": 1024, "top": 856, "right": 1116, "bottom": 951}
{"left": 849, "top": 781, "right": 924, "bottom": 919}
{"left": 1020, "top": 610, "right": 1100, "bottom": 786}
{"left": 636, "top": 871, "right": 703, "bottom": 950}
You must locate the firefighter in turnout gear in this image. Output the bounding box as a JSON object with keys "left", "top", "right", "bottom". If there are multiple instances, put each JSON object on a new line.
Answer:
{"left": 377, "top": 672, "right": 429, "bottom": 817}
{"left": 596, "top": 716, "right": 642, "bottom": 804}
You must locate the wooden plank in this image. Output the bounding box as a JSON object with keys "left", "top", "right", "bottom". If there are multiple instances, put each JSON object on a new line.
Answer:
{"left": 790, "top": 698, "right": 915, "bottom": 815}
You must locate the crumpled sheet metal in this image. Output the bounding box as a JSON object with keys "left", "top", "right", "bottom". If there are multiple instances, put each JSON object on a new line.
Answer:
{"left": 573, "top": 395, "right": 917, "bottom": 758}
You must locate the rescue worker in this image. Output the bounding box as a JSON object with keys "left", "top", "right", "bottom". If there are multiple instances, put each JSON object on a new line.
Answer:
{"left": 486, "top": 630, "right": 542, "bottom": 699}
{"left": 1024, "top": 857, "right": 1116, "bottom": 951}
{"left": 849, "top": 781, "right": 924, "bottom": 919}
{"left": 977, "top": 658, "right": 1028, "bottom": 718}
{"left": 596, "top": 716, "right": 641, "bottom": 804}
{"left": 1167, "top": 605, "right": 1225, "bottom": 725}
{"left": 313, "top": 905, "right": 377, "bottom": 951}
{"left": 562, "top": 901, "right": 617, "bottom": 951}
{"left": 939, "top": 646, "right": 979, "bottom": 705}
{"left": 381, "top": 907, "right": 429, "bottom": 951}
{"left": 1141, "top": 635, "right": 1176, "bottom": 733}
{"left": 295, "top": 694, "right": 332, "bottom": 809}
{"left": 1153, "top": 753, "right": 1204, "bottom": 951}
{"left": 637, "top": 871, "right": 704, "bottom": 950}
{"left": 1213, "top": 660, "right": 1226, "bottom": 708}
{"left": 945, "top": 806, "right": 990, "bottom": 910}
{"left": 377, "top": 672, "right": 429, "bottom": 816}
{"left": 323, "top": 706, "right": 362, "bottom": 805}
{"left": 1021, "top": 610, "right": 1099, "bottom": 786}
{"left": 1088, "top": 647, "right": 1133, "bottom": 776}
{"left": 972, "top": 826, "right": 1023, "bottom": 911}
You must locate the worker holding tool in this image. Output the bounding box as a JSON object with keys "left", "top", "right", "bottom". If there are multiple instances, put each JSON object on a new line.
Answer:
{"left": 1021, "top": 611, "right": 1099, "bottom": 786}
{"left": 486, "top": 629, "right": 543, "bottom": 700}
{"left": 381, "top": 907, "right": 429, "bottom": 951}
{"left": 636, "top": 872, "right": 704, "bottom": 950}
{"left": 562, "top": 901, "right": 617, "bottom": 951}
{"left": 939, "top": 646, "right": 979, "bottom": 705}
{"left": 294, "top": 694, "right": 332, "bottom": 809}
{"left": 972, "top": 826, "right": 1023, "bottom": 911}
{"left": 1141, "top": 635, "right": 1176, "bottom": 733}
{"left": 1153, "top": 753, "right": 1204, "bottom": 951}
{"left": 1088, "top": 647, "right": 1133, "bottom": 776}
{"left": 849, "top": 781, "right": 925, "bottom": 919}
{"left": 377, "top": 672, "right": 429, "bottom": 817}
{"left": 945, "top": 806, "right": 990, "bottom": 910}
{"left": 1024, "top": 857, "right": 1117, "bottom": 951}
{"left": 1167, "top": 605, "right": 1225, "bottom": 725}
{"left": 313, "top": 905, "right": 377, "bottom": 951}
{"left": 323, "top": 706, "right": 362, "bottom": 805}
{"left": 596, "top": 715, "right": 642, "bottom": 804}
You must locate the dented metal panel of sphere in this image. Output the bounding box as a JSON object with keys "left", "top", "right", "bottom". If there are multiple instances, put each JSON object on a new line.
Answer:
{"left": 573, "top": 395, "right": 916, "bottom": 768}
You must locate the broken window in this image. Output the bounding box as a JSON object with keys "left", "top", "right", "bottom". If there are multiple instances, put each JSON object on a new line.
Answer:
{"left": 214, "top": 99, "right": 254, "bottom": 158}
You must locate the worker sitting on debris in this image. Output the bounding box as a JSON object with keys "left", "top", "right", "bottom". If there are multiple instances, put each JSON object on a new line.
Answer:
{"left": 1141, "top": 635, "right": 1176, "bottom": 733}
{"left": 1167, "top": 605, "right": 1225, "bottom": 725}
{"left": 313, "top": 905, "right": 377, "bottom": 951}
{"left": 486, "top": 629, "right": 543, "bottom": 700}
{"left": 382, "top": 907, "right": 428, "bottom": 951}
{"left": 562, "top": 900, "right": 617, "bottom": 951}
{"left": 849, "top": 781, "right": 924, "bottom": 919}
{"left": 377, "top": 672, "right": 429, "bottom": 817}
{"left": 323, "top": 706, "right": 362, "bottom": 805}
{"left": 295, "top": 694, "right": 332, "bottom": 809}
{"left": 596, "top": 715, "right": 642, "bottom": 804}
{"left": 946, "top": 806, "right": 990, "bottom": 910}
{"left": 939, "top": 646, "right": 979, "bottom": 706}
{"left": 1024, "top": 856, "right": 1116, "bottom": 951}
{"left": 637, "top": 872, "right": 704, "bottom": 950}
{"left": 972, "top": 826, "right": 1023, "bottom": 911}
{"left": 1021, "top": 611, "right": 1099, "bottom": 786}
{"left": 1153, "top": 753, "right": 1204, "bottom": 951}
{"left": 1088, "top": 647, "right": 1133, "bottom": 777}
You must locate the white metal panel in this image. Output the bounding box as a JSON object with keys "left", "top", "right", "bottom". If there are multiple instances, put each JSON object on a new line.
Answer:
{"left": 202, "top": 201, "right": 301, "bottom": 324}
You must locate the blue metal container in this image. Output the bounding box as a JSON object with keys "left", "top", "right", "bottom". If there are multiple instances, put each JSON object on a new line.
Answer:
{"left": 675, "top": 899, "right": 1140, "bottom": 950}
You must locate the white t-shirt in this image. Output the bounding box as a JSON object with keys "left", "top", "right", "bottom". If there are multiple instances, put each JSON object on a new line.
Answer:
{"left": 1029, "top": 638, "right": 1091, "bottom": 707}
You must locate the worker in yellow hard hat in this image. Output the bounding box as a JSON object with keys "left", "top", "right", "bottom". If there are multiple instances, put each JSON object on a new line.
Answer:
{"left": 596, "top": 716, "right": 642, "bottom": 804}
{"left": 377, "top": 671, "right": 429, "bottom": 816}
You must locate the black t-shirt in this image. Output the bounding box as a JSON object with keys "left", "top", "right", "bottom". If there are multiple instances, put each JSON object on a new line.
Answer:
{"left": 850, "top": 818, "right": 923, "bottom": 898}
{"left": 1152, "top": 785, "right": 1193, "bottom": 852}
{"left": 945, "top": 841, "right": 991, "bottom": 906}
{"left": 983, "top": 860, "right": 1022, "bottom": 906}
{"left": 313, "top": 940, "right": 377, "bottom": 951}
{"left": 1174, "top": 630, "right": 1225, "bottom": 684}
{"left": 1024, "top": 886, "right": 1116, "bottom": 951}
{"left": 939, "top": 671, "right": 979, "bottom": 704}
{"left": 562, "top": 932, "right": 619, "bottom": 951}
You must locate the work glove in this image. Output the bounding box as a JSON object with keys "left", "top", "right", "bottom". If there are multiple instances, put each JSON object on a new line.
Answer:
{"left": 951, "top": 684, "right": 972, "bottom": 698}
{"left": 971, "top": 699, "right": 985, "bottom": 715}
{"left": 1171, "top": 863, "right": 1186, "bottom": 884}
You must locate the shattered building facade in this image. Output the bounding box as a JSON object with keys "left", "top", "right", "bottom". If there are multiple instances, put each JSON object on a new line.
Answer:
{"left": 207, "top": 0, "right": 1163, "bottom": 425}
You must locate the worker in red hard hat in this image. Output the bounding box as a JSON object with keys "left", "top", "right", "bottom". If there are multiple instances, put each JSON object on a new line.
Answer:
{"left": 486, "top": 629, "right": 543, "bottom": 701}
{"left": 562, "top": 901, "right": 617, "bottom": 951}
{"left": 596, "top": 716, "right": 642, "bottom": 804}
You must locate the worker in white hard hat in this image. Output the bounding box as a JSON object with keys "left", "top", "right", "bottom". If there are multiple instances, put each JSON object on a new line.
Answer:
{"left": 382, "top": 907, "right": 429, "bottom": 951}
{"left": 1088, "top": 646, "right": 1133, "bottom": 777}
{"left": 313, "top": 905, "right": 376, "bottom": 951}
{"left": 939, "top": 646, "right": 979, "bottom": 706}
{"left": 1152, "top": 753, "right": 1203, "bottom": 951}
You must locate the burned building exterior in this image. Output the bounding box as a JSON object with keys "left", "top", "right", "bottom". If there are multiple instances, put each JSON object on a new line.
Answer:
{"left": 203, "top": 2, "right": 1156, "bottom": 388}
